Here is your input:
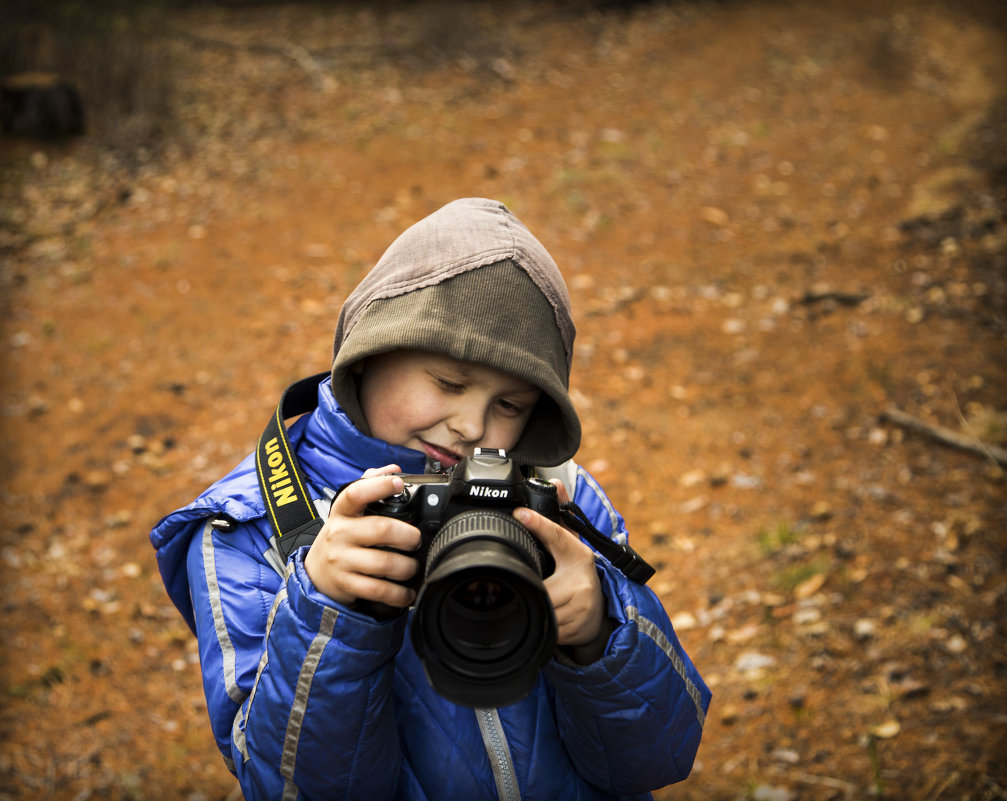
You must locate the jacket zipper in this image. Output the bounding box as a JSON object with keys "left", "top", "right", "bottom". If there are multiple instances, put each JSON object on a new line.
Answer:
{"left": 477, "top": 708, "right": 521, "bottom": 801}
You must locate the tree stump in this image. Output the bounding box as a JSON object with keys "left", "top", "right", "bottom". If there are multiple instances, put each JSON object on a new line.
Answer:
{"left": 1, "top": 72, "right": 85, "bottom": 138}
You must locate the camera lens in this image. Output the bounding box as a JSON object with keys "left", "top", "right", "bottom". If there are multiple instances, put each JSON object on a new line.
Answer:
{"left": 454, "top": 579, "right": 513, "bottom": 613}
{"left": 440, "top": 575, "right": 524, "bottom": 661}
{"left": 411, "top": 510, "right": 557, "bottom": 708}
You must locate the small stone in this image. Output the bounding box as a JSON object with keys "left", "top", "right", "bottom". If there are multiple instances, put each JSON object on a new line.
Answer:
{"left": 752, "top": 784, "right": 795, "bottom": 801}
{"left": 121, "top": 562, "right": 142, "bottom": 578}
{"left": 854, "top": 618, "right": 878, "bottom": 641}
{"left": 770, "top": 748, "right": 800, "bottom": 764}
{"left": 671, "top": 611, "right": 698, "bottom": 631}
{"left": 893, "top": 678, "right": 930, "bottom": 699}
{"left": 700, "top": 206, "right": 729, "bottom": 226}
{"left": 868, "top": 427, "right": 888, "bottom": 446}
{"left": 726, "top": 623, "right": 760, "bottom": 644}
{"left": 83, "top": 470, "right": 111, "bottom": 491}
{"left": 793, "top": 573, "right": 826, "bottom": 600}
{"left": 680, "top": 495, "right": 709, "bottom": 514}
{"left": 809, "top": 501, "right": 833, "bottom": 521}
{"left": 945, "top": 634, "right": 967, "bottom": 654}
{"left": 735, "top": 651, "right": 776, "bottom": 674}
{"left": 679, "top": 469, "right": 707, "bottom": 488}
{"left": 871, "top": 719, "right": 901, "bottom": 739}
{"left": 26, "top": 396, "right": 49, "bottom": 416}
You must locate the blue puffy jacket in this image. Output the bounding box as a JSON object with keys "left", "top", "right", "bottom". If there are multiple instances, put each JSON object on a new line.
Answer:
{"left": 150, "top": 378, "right": 710, "bottom": 800}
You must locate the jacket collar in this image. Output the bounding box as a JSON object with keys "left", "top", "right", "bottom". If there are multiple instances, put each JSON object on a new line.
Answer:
{"left": 297, "top": 376, "right": 427, "bottom": 489}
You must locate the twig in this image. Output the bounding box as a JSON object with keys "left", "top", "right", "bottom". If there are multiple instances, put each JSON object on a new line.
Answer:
{"left": 771, "top": 766, "right": 855, "bottom": 800}
{"left": 798, "top": 289, "right": 870, "bottom": 307}
{"left": 882, "top": 406, "right": 1007, "bottom": 468}
{"left": 278, "top": 40, "right": 338, "bottom": 93}
{"left": 927, "top": 770, "right": 959, "bottom": 801}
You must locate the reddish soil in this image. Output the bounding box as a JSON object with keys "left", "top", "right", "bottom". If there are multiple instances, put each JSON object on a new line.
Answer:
{"left": 1, "top": 2, "right": 1005, "bottom": 799}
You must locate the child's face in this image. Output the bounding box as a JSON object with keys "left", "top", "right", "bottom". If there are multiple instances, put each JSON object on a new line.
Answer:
{"left": 358, "top": 350, "right": 542, "bottom": 468}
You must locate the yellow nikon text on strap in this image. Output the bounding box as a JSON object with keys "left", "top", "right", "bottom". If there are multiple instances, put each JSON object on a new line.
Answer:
{"left": 255, "top": 373, "right": 330, "bottom": 561}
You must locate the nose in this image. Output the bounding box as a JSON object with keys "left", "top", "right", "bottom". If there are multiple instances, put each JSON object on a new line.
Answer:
{"left": 447, "top": 397, "right": 486, "bottom": 444}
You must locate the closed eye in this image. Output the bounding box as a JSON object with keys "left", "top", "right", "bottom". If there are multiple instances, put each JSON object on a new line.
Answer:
{"left": 496, "top": 397, "right": 531, "bottom": 417}
{"left": 432, "top": 374, "right": 465, "bottom": 393}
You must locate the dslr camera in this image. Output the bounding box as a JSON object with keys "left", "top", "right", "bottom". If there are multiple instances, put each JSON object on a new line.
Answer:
{"left": 360, "top": 448, "right": 561, "bottom": 708}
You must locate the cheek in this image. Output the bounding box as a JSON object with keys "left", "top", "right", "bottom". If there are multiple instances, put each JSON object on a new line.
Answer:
{"left": 482, "top": 415, "right": 531, "bottom": 452}
{"left": 365, "top": 388, "right": 440, "bottom": 441}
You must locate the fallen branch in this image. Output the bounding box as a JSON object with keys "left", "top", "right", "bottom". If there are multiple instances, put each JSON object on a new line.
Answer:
{"left": 882, "top": 406, "right": 1007, "bottom": 468}
{"left": 771, "top": 766, "right": 855, "bottom": 800}
{"left": 798, "top": 289, "right": 871, "bottom": 307}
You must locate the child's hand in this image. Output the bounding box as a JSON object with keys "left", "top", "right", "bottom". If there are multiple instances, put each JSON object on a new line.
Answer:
{"left": 304, "top": 465, "right": 421, "bottom": 609}
{"left": 515, "top": 481, "right": 613, "bottom": 665}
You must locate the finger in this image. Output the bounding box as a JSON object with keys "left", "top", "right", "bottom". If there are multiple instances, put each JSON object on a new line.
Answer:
{"left": 340, "top": 573, "right": 416, "bottom": 608}
{"left": 341, "top": 545, "right": 419, "bottom": 583}
{"left": 332, "top": 474, "right": 405, "bottom": 517}
{"left": 361, "top": 464, "right": 402, "bottom": 478}
{"left": 548, "top": 478, "right": 571, "bottom": 506}
{"left": 338, "top": 514, "right": 421, "bottom": 552}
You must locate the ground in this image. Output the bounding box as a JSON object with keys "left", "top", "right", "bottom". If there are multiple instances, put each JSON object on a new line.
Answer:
{"left": 1, "top": 1, "right": 1005, "bottom": 799}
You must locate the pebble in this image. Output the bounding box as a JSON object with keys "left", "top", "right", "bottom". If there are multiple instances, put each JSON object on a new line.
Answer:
{"left": 680, "top": 495, "right": 709, "bottom": 514}
{"left": 719, "top": 704, "right": 740, "bottom": 725}
{"left": 871, "top": 719, "right": 901, "bottom": 739}
{"left": 679, "top": 468, "right": 707, "bottom": 488}
{"left": 726, "top": 623, "right": 760, "bottom": 644}
{"left": 793, "top": 607, "right": 821, "bottom": 625}
{"left": 793, "top": 573, "right": 826, "bottom": 600}
{"left": 700, "top": 206, "right": 730, "bottom": 226}
{"left": 735, "top": 651, "right": 776, "bottom": 674}
{"left": 751, "top": 785, "right": 794, "bottom": 801}
{"left": 671, "top": 611, "right": 698, "bottom": 631}
{"left": 854, "top": 618, "right": 878, "bottom": 640}
{"left": 770, "top": 748, "right": 800, "bottom": 764}
{"left": 121, "top": 562, "right": 142, "bottom": 578}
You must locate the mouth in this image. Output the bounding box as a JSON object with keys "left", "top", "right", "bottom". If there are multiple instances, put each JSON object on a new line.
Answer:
{"left": 418, "top": 440, "right": 463, "bottom": 468}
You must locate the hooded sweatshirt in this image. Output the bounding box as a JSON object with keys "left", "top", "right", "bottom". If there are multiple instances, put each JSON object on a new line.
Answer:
{"left": 331, "top": 197, "right": 580, "bottom": 467}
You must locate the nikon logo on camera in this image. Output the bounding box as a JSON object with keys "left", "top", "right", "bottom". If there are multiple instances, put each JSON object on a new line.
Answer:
{"left": 468, "top": 485, "right": 510, "bottom": 499}
{"left": 263, "top": 436, "right": 299, "bottom": 507}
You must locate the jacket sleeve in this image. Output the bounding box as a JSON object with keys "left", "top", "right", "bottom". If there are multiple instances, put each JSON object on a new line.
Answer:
{"left": 542, "top": 467, "right": 711, "bottom": 795}
{"left": 186, "top": 518, "right": 407, "bottom": 801}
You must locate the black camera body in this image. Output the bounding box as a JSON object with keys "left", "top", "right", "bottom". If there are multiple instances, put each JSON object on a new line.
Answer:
{"left": 361, "top": 448, "right": 561, "bottom": 708}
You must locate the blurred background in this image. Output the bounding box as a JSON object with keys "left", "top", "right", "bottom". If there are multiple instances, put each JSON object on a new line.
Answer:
{"left": 1, "top": 1, "right": 1005, "bottom": 799}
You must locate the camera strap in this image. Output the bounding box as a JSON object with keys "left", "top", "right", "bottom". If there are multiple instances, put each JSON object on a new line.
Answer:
{"left": 558, "top": 502, "right": 656, "bottom": 585}
{"left": 254, "top": 373, "right": 658, "bottom": 582}
{"left": 255, "top": 372, "right": 330, "bottom": 562}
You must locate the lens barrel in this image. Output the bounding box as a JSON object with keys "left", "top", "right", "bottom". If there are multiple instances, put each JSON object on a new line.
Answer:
{"left": 411, "top": 510, "right": 557, "bottom": 708}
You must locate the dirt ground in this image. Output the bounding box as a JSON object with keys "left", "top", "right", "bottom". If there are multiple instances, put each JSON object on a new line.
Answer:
{"left": 1, "top": 1, "right": 1005, "bottom": 799}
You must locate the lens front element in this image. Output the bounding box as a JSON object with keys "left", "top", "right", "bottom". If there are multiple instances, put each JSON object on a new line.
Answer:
{"left": 411, "top": 511, "right": 557, "bottom": 708}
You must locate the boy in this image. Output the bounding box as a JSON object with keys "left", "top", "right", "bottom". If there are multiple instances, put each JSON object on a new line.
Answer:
{"left": 151, "top": 198, "right": 710, "bottom": 800}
